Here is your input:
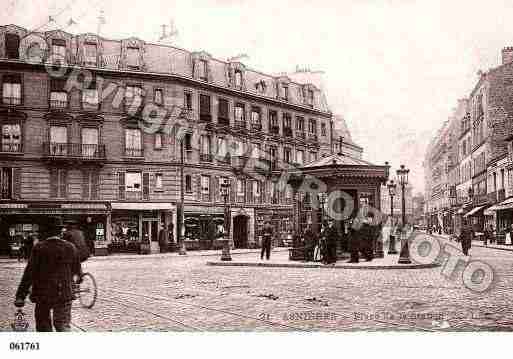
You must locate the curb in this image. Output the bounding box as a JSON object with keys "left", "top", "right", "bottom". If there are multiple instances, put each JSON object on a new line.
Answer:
{"left": 472, "top": 244, "right": 513, "bottom": 252}
{"left": 206, "top": 261, "right": 440, "bottom": 270}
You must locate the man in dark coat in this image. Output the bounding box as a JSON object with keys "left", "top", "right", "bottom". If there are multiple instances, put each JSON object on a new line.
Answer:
{"left": 322, "top": 219, "right": 338, "bottom": 264}
{"left": 359, "top": 216, "right": 375, "bottom": 262}
{"left": 63, "top": 220, "right": 89, "bottom": 263}
{"left": 14, "top": 217, "right": 82, "bottom": 331}
{"left": 303, "top": 225, "right": 316, "bottom": 261}
{"left": 347, "top": 218, "right": 361, "bottom": 263}
{"left": 460, "top": 219, "right": 473, "bottom": 256}
{"left": 261, "top": 220, "right": 273, "bottom": 260}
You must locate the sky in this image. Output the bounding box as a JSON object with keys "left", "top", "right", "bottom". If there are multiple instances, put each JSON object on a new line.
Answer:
{"left": 3, "top": 0, "right": 513, "bottom": 194}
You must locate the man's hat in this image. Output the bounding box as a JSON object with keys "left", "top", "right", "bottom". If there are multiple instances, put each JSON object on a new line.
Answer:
{"left": 46, "top": 217, "right": 65, "bottom": 231}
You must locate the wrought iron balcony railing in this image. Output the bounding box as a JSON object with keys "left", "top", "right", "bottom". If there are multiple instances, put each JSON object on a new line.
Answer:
{"left": 1, "top": 143, "right": 22, "bottom": 153}
{"left": 43, "top": 142, "right": 106, "bottom": 159}
{"left": 234, "top": 120, "right": 246, "bottom": 129}
{"left": 2, "top": 96, "right": 21, "bottom": 105}
{"left": 49, "top": 99, "right": 68, "bottom": 109}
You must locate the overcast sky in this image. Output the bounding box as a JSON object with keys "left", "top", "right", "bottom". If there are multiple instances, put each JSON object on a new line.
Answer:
{"left": 4, "top": 0, "right": 513, "bottom": 194}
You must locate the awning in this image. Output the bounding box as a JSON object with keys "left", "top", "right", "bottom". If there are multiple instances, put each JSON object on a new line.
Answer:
{"left": 491, "top": 197, "right": 513, "bottom": 211}
{"left": 464, "top": 205, "right": 485, "bottom": 218}
{"left": 111, "top": 202, "right": 175, "bottom": 211}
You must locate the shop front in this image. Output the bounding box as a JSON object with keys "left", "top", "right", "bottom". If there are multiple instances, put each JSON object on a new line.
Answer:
{"left": 183, "top": 206, "right": 225, "bottom": 250}
{"left": 255, "top": 208, "right": 293, "bottom": 247}
{"left": 0, "top": 201, "right": 109, "bottom": 257}
{"left": 110, "top": 202, "right": 175, "bottom": 254}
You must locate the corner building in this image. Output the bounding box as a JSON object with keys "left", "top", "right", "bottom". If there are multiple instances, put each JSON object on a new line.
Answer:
{"left": 0, "top": 24, "right": 337, "bottom": 255}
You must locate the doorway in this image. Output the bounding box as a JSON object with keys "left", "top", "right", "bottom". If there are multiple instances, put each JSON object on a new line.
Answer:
{"left": 142, "top": 219, "right": 159, "bottom": 253}
{"left": 233, "top": 215, "right": 248, "bottom": 249}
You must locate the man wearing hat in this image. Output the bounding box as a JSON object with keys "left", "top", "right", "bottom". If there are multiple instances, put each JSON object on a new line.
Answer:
{"left": 63, "top": 219, "right": 90, "bottom": 262}
{"left": 261, "top": 219, "right": 273, "bottom": 260}
{"left": 14, "top": 217, "right": 82, "bottom": 331}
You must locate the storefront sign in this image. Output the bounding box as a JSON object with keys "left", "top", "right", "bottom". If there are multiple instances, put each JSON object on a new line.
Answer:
{"left": 22, "top": 224, "right": 32, "bottom": 231}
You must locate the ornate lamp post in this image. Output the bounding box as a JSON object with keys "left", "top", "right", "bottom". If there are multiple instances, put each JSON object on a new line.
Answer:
{"left": 387, "top": 180, "right": 398, "bottom": 254}
{"left": 319, "top": 192, "right": 327, "bottom": 228}
{"left": 178, "top": 138, "right": 187, "bottom": 255}
{"left": 397, "top": 165, "right": 411, "bottom": 264}
{"left": 220, "top": 179, "right": 232, "bottom": 261}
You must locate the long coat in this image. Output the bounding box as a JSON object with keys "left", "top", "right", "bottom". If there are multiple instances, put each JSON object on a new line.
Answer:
{"left": 460, "top": 225, "right": 473, "bottom": 250}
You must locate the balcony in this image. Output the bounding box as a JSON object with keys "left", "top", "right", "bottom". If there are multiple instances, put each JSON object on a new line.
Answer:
{"left": 216, "top": 153, "right": 231, "bottom": 165}
{"left": 283, "top": 127, "right": 293, "bottom": 138}
{"left": 269, "top": 125, "right": 280, "bottom": 135}
{"left": 487, "top": 191, "right": 498, "bottom": 204}
{"left": 250, "top": 123, "right": 262, "bottom": 132}
{"left": 2, "top": 96, "right": 21, "bottom": 106}
{"left": 49, "top": 99, "right": 68, "bottom": 109}
{"left": 472, "top": 193, "right": 488, "bottom": 206}
{"left": 43, "top": 142, "right": 106, "bottom": 162}
{"left": 308, "top": 133, "right": 318, "bottom": 142}
{"left": 200, "top": 153, "right": 213, "bottom": 162}
{"left": 125, "top": 147, "right": 143, "bottom": 158}
{"left": 295, "top": 131, "right": 306, "bottom": 140}
{"left": 1, "top": 143, "right": 22, "bottom": 154}
{"left": 234, "top": 120, "right": 246, "bottom": 129}
{"left": 178, "top": 108, "right": 195, "bottom": 121}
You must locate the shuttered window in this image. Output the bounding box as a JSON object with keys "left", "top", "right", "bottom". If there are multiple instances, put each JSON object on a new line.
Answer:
{"left": 142, "top": 172, "right": 150, "bottom": 200}
{"left": 199, "top": 94, "right": 211, "bottom": 121}
{"left": 218, "top": 98, "right": 229, "bottom": 120}
{"left": 50, "top": 168, "right": 67, "bottom": 198}
{"left": 118, "top": 172, "right": 126, "bottom": 200}
{"left": 82, "top": 170, "right": 99, "bottom": 199}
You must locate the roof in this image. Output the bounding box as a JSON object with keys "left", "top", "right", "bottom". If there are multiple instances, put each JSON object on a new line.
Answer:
{"left": 302, "top": 152, "right": 375, "bottom": 168}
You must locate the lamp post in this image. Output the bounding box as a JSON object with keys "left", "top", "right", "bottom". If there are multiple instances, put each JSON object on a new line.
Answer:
{"left": 397, "top": 165, "right": 411, "bottom": 264}
{"left": 319, "top": 192, "right": 327, "bottom": 228}
{"left": 220, "top": 179, "right": 232, "bottom": 261}
{"left": 387, "top": 180, "right": 398, "bottom": 254}
{"left": 178, "top": 138, "right": 187, "bottom": 255}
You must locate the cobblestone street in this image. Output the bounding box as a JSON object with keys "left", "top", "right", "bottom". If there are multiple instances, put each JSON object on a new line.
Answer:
{"left": 2, "top": 235, "right": 513, "bottom": 332}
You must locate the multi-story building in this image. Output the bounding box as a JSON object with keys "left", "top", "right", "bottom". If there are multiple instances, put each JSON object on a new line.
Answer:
{"left": 380, "top": 182, "right": 413, "bottom": 224}
{"left": 0, "top": 24, "right": 335, "bottom": 255}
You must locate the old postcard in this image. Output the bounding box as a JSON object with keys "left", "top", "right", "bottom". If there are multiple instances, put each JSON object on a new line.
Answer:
{"left": 0, "top": 0, "right": 512, "bottom": 357}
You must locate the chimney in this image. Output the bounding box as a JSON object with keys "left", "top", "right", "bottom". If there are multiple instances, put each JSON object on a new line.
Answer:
{"left": 502, "top": 47, "right": 513, "bottom": 65}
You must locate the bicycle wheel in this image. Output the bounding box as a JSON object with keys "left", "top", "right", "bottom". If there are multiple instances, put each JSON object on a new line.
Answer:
{"left": 78, "top": 272, "right": 97, "bottom": 309}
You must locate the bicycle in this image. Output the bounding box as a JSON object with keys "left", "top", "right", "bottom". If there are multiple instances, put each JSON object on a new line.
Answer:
{"left": 73, "top": 272, "right": 97, "bottom": 309}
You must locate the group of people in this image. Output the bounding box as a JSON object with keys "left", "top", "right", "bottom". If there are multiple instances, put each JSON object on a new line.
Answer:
{"left": 299, "top": 213, "right": 382, "bottom": 264}
{"left": 14, "top": 218, "right": 90, "bottom": 332}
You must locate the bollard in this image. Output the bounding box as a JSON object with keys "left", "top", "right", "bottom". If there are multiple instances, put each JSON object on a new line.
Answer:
{"left": 220, "top": 238, "right": 232, "bottom": 261}
{"left": 179, "top": 240, "right": 187, "bottom": 255}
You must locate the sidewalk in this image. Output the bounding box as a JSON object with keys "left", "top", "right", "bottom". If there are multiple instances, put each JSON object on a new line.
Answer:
{"left": 0, "top": 247, "right": 290, "bottom": 264}
{"left": 429, "top": 232, "right": 513, "bottom": 252}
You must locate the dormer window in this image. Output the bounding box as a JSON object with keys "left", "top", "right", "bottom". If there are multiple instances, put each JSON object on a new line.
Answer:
{"left": 5, "top": 33, "right": 20, "bottom": 59}
{"left": 282, "top": 84, "right": 289, "bottom": 101}
{"left": 127, "top": 47, "right": 140, "bottom": 69}
{"left": 199, "top": 59, "right": 208, "bottom": 81}
{"left": 234, "top": 70, "right": 243, "bottom": 89}
{"left": 51, "top": 39, "right": 66, "bottom": 63}
{"left": 84, "top": 43, "right": 97, "bottom": 66}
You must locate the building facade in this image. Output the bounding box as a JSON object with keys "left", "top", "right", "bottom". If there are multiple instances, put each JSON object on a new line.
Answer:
{"left": 0, "top": 24, "right": 337, "bottom": 255}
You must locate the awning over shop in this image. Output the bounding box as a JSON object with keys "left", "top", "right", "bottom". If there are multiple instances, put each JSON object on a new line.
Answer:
{"left": 111, "top": 202, "right": 175, "bottom": 211}
{"left": 487, "top": 197, "right": 513, "bottom": 212}
{"left": 464, "top": 205, "right": 485, "bottom": 218}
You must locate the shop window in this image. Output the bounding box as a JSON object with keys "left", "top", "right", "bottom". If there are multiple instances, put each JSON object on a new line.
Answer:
{"left": 84, "top": 43, "right": 97, "bottom": 66}
{"left": 50, "top": 168, "right": 67, "bottom": 198}
{"left": 125, "top": 128, "right": 142, "bottom": 157}
{"left": 155, "top": 173, "right": 163, "bottom": 191}
{"left": 2, "top": 74, "right": 22, "bottom": 105}
{"left": 154, "top": 88, "right": 163, "bottom": 106}
{"left": 5, "top": 33, "right": 20, "bottom": 59}
{"left": 185, "top": 175, "right": 192, "bottom": 193}
{"left": 1, "top": 123, "right": 22, "bottom": 153}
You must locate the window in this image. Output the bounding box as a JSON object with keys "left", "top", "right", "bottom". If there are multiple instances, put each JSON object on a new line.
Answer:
{"left": 255, "top": 80, "right": 266, "bottom": 94}
{"left": 154, "top": 89, "right": 163, "bottom": 105}
{"left": 51, "top": 39, "right": 66, "bottom": 63}
{"left": 82, "top": 170, "right": 99, "bottom": 199}
{"left": 308, "top": 119, "right": 317, "bottom": 134}
{"left": 283, "top": 113, "right": 292, "bottom": 137}
{"left": 5, "top": 33, "right": 20, "bottom": 59}
{"left": 184, "top": 92, "right": 192, "bottom": 110}
{"left": 236, "top": 179, "right": 244, "bottom": 202}
{"left": 126, "top": 47, "right": 139, "bottom": 69}
{"left": 84, "top": 43, "right": 97, "bottom": 66}
{"left": 296, "top": 150, "right": 304, "bottom": 165}
{"left": 234, "top": 70, "right": 243, "bottom": 88}
{"left": 2, "top": 74, "right": 22, "bottom": 105}
{"left": 49, "top": 126, "right": 67, "bottom": 155}
{"left": 198, "top": 59, "right": 208, "bottom": 80}
{"left": 269, "top": 146, "right": 278, "bottom": 162}
{"left": 125, "top": 85, "right": 143, "bottom": 113}
{"left": 310, "top": 151, "right": 317, "bottom": 162}
{"left": 217, "top": 137, "right": 229, "bottom": 161}
{"left": 307, "top": 89, "right": 314, "bottom": 106}
{"left": 184, "top": 133, "right": 192, "bottom": 153}
{"left": 0, "top": 167, "right": 13, "bottom": 199}
{"left": 1, "top": 124, "right": 21, "bottom": 152}
{"left": 155, "top": 173, "right": 163, "bottom": 190}
{"left": 201, "top": 175, "right": 210, "bottom": 201}
{"left": 251, "top": 107, "right": 261, "bottom": 129}
{"left": 50, "top": 79, "right": 68, "bottom": 109}
{"left": 284, "top": 147, "right": 291, "bottom": 163}
{"left": 218, "top": 98, "right": 229, "bottom": 124}
{"left": 253, "top": 180, "right": 261, "bottom": 197}
{"left": 185, "top": 175, "right": 192, "bottom": 193}
{"left": 235, "top": 104, "right": 245, "bottom": 124}
{"left": 82, "top": 85, "right": 99, "bottom": 110}
{"left": 269, "top": 111, "right": 278, "bottom": 131}
{"left": 200, "top": 135, "right": 212, "bottom": 162}
{"left": 282, "top": 84, "right": 289, "bottom": 101}
{"left": 321, "top": 122, "right": 327, "bottom": 136}
{"left": 296, "top": 117, "right": 305, "bottom": 131}
{"left": 125, "top": 128, "right": 142, "bottom": 157}
{"left": 81, "top": 127, "right": 99, "bottom": 157}
{"left": 154, "top": 133, "right": 163, "bottom": 150}
{"left": 50, "top": 168, "right": 67, "bottom": 198}
{"left": 126, "top": 172, "right": 142, "bottom": 192}
{"left": 199, "top": 94, "right": 211, "bottom": 122}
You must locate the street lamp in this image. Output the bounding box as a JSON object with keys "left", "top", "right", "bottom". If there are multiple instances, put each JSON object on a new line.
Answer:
{"left": 396, "top": 164, "right": 411, "bottom": 264}
{"left": 220, "top": 179, "right": 232, "bottom": 261}
{"left": 319, "top": 192, "right": 327, "bottom": 228}
{"left": 387, "top": 179, "right": 398, "bottom": 254}
{"left": 178, "top": 137, "right": 187, "bottom": 255}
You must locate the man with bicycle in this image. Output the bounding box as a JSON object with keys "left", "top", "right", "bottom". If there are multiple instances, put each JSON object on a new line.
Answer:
{"left": 14, "top": 216, "right": 82, "bottom": 331}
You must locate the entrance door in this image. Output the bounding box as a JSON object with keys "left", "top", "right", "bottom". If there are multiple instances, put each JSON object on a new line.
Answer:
{"left": 233, "top": 215, "right": 248, "bottom": 249}
{"left": 143, "top": 220, "right": 159, "bottom": 253}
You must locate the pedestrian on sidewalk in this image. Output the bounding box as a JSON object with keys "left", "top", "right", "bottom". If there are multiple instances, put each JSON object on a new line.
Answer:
{"left": 483, "top": 224, "right": 492, "bottom": 246}
{"left": 303, "top": 225, "right": 316, "bottom": 262}
{"left": 14, "top": 217, "right": 82, "bottom": 331}
{"left": 260, "top": 220, "right": 273, "bottom": 260}
{"left": 459, "top": 219, "right": 473, "bottom": 256}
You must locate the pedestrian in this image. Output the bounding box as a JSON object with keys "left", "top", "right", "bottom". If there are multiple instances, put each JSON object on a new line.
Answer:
{"left": 459, "top": 219, "right": 473, "bottom": 256}
{"left": 483, "top": 224, "right": 492, "bottom": 247}
{"left": 23, "top": 234, "right": 34, "bottom": 260}
{"left": 303, "top": 225, "right": 316, "bottom": 261}
{"left": 360, "top": 214, "right": 375, "bottom": 262}
{"left": 63, "top": 220, "right": 90, "bottom": 263}
{"left": 322, "top": 219, "right": 338, "bottom": 264}
{"left": 14, "top": 216, "right": 82, "bottom": 332}
{"left": 261, "top": 220, "right": 273, "bottom": 260}
{"left": 347, "top": 218, "right": 360, "bottom": 263}
{"left": 158, "top": 224, "right": 168, "bottom": 253}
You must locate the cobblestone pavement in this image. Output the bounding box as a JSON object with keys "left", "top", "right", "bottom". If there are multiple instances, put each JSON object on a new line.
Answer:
{"left": 2, "top": 234, "right": 513, "bottom": 331}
